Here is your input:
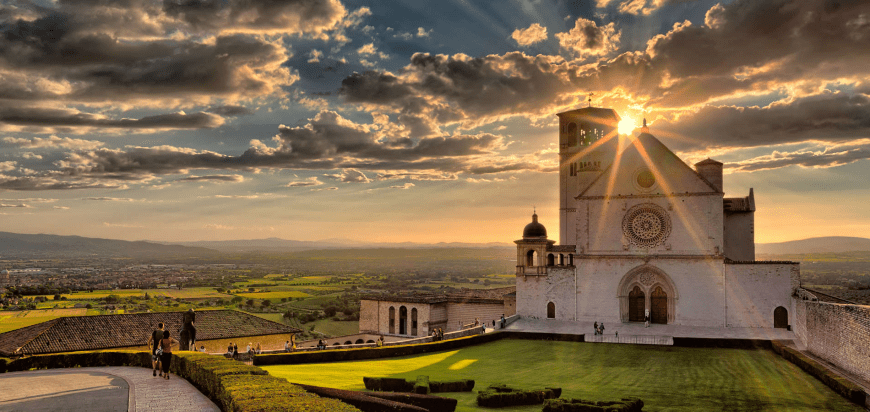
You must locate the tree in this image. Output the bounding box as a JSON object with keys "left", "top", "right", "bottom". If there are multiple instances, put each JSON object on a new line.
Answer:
{"left": 105, "top": 294, "right": 120, "bottom": 304}
{"left": 262, "top": 300, "right": 271, "bottom": 307}
{"left": 246, "top": 299, "right": 255, "bottom": 307}
{"left": 85, "top": 303, "right": 93, "bottom": 309}
{"left": 144, "top": 292, "right": 151, "bottom": 300}
{"left": 53, "top": 294, "right": 61, "bottom": 301}
{"left": 324, "top": 306, "right": 337, "bottom": 317}
{"left": 231, "top": 296, "right": 243, "bottom": 304}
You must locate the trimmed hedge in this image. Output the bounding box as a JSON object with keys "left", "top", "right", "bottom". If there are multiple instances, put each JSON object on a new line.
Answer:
{"left": 771, "top": 341, "right": 867, "bottom": 406}
{"left": 429, "top": 379, "right": 475, "bottom": 392}
{"left": 364, "top": 376, "right": 475, "bottom": 393}
{"left": 0, "top": 351, "right": 359, "bottom": 412}
{"left": 476, "top": 384, "right": 561, "bottom": 407}
{"left": 363, "top": 391, "right": 458, "bottom": 412}
{"left": 543, "top": 397, "right": 644, "bottom": 412}
{"left": 292, "top": 382, "right": 428, "bottom": 412}
{"left": 364, "top": 377, "right": 415, "bottom": 392}
{"left": 414, "top": 375, "right": 430, "bottom": 394}
{"left": 672, "top": 337, "right": 772, "bottom": 349}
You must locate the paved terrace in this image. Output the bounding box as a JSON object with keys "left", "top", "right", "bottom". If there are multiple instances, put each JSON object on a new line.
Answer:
{"left": 505, "top": 317, "right": 800, "bottom": 346}
{"left": 0, "top": 367, "right": 219, "bottom": 412}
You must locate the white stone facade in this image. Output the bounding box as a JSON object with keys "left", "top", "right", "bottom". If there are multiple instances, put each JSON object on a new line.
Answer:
{"left": 516, "top": 107, "right": 797, "bottom": 330}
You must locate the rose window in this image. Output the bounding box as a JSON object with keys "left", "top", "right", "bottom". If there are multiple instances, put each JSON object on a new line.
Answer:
{"left": 622, "top": 204, "right": 671, "bottom": 248}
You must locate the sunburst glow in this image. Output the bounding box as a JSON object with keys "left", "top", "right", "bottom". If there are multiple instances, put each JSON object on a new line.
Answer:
{"left": 618, "top": 117, "right": 636, "bottom": 135}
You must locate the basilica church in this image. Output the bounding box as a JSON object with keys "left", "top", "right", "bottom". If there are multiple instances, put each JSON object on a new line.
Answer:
{"left": 514, "top": 107, "right": 799, "bottom": 329}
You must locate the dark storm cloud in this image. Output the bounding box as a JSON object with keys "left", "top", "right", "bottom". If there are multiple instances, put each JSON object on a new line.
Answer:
{"left": 0, "top": 108, "right": 224, "bottom": 129}
{"left": 176, "top": 174, "right": 244, "bottom": 182}
{"left": 340, "top": 52, "right": 573, "bottom": 125}
{"left": 39, "top": 110, "right": 543, "bottom": 186}
{"left": 726, "top": 144, "right": 870, "bottom": 173}
{"left": 0, "top": 3, "right": 295, "bottom": 106}
{"left": 207, "top": 105, "right": 253, "bottom": 117}
{"left": 162, "top": 0, "right": 346, "bottom": 35}
{"left": 656, "top": 91, "right": 870, "bottom": 151}
{"left": 341, "top": 0, "right": 870, "bottom": 123}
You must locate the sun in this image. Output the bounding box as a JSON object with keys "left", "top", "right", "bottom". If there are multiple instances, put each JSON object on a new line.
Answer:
{"left": 618, "top": 117, "right": 636, "bottom": 135}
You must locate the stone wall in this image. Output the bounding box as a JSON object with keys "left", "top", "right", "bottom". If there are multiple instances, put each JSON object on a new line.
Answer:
{"left": 446, "top": 302, "right": 505, "bottom": 332}
{"left": 797, "top": 298, "right": 870, "bottom": 384}
{"left": 724, "top": 262, "right": 799, "bottom": 328}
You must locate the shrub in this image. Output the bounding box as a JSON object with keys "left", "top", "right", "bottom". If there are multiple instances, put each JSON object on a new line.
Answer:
{"left": 543, "top": 398, "right": 644, "bottom": 412}
{"left": 414, "top": 375, "right": 430, "bottom": 394}
{"left": 476, "top": 384, "right": 561, "bottom": 408}
{"left": 363, "top": 391, "right": 458, "bottom": 412}
{"left": 291, "top": 382, "right": 427, "bottom": 412}
{"left": 429, "top": 379, "right": 475, "bottom": 392}
{"left": 364, "top": 377, "right": 414, "bottom": 392}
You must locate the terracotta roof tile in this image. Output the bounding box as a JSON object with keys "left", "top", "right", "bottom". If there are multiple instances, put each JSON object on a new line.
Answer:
{"left": 0, "top": 310, "right": 300, "bottom": 356}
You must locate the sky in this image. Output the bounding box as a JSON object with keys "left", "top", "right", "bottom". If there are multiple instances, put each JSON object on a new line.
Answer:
{"left": 0, "top": 0, "right": 869, "bottom": 244}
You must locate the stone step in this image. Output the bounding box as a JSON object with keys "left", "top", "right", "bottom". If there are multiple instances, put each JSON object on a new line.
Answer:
{"left": 586, "top": 334, "right": 673, "bottom": 345}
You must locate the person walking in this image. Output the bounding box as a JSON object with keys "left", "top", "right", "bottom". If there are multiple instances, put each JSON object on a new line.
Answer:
{"left": 599, "top": 323, "right": 605, "bottom": 336}
{"left": 256, "top": 342, "right": 261, "bottom": 354}
{"left": 593, "top": 321, "right": 598, "bottom": 335}
{"left": 159, "top": 330, "right": 177, "bottom": 380}
{"left": 284, "top": 340, "right": 290, "bottom": 352}
{"left": 232, "top": 343, "right": 239, "bottom": 360}
{"left": 147, "top": 322, "right": 165, "bottom": 377}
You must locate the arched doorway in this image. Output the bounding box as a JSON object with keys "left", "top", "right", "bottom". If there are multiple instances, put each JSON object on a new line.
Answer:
{"left": 774, "top": 306, "right": 788, "bottom": 328}
{"left": 546, "top": 302, "right": 555, "bottom": 319}
{"left": 411, "top": 308, "right": 418, "bottom": 335}
{"left": 547, "top": 254, "right": 555, "bottom": 266}
{"left": 399, "top": 306, "right": 408, "bottom": 335}
{"left": 388, "top": 306, "right": 395, "bottom": 334}
{"left": 650, "top": 286, "right": 668, "bottom": 324}
{"left": 526, "top": 250, "right": 536, "bottom": 266}
{"left": 628, "top": 286, "right": 645, "bottom": 322}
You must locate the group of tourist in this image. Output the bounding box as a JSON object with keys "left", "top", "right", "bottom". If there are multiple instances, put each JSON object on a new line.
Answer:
{"left": 431, "top": 328, "right": 445, "bottom": 341}
{"left": 284, "top": 338, "right": 296, "bottom": 352}
{"left": 593, "top": 321, "right": 606, "bottom": 335}
{"left": 146, "top": 309, "right": 197, "bottom": 380}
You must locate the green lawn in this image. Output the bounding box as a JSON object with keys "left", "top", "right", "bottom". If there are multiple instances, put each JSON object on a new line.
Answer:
{"left": 307, "top": 319, "right": 359, "bottom": 337}
{"left": 263, "top": 340, "right": 863, "bottom": 412}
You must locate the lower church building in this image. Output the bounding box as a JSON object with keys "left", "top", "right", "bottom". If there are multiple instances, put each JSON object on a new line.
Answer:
{"left": 515, "top": 107, "right": 798, "bottom": 329}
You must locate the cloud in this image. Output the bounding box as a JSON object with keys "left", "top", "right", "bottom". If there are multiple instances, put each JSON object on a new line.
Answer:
{"left": 375, "top": 172, "right": 458, "bottom": 181}
{"left": 357, "top": 43, "right": 389, "bottom": 60}
{"left": 52, "top": 206, "right": 70, "bottom": 210}
{"left": 103, "top": 222, "right": 144, "bottom": 228}
{"left": 21, "top": 152, "right": 42, "bottom": 159}
{"left": 310, "top": 186, "right": 338, "bottom": 191}
{"left": 725, "top": 142, "right": 870, "bottom": 173}
{"left": 655, "top": 91, "right": 870, "bottom": 151}
{"left": 512, "top": 23, "right": 548, "bottom": 46}
{"left": 83, "top": 197, "right": 136, "bottom": 202}
{"left": 212, "top": 194, "right": 261, "bottom": 199}
{"left": 556, "top": 18, "right": 620, "bottom": 59}
{"left": 207, "top": 105, "right": 253, "bottom": 117}
{"left": 204, "top": 223, "right": 234, "bottom": 230}
{"left": 176, "top": 174, "right": 244, "bottom": 182}
{"left": 595, "top": 0, "right": 687, "bottom": 15}
{"left": 416, "top": 27, "right": 431, "bottom": 37}
{"left": 308, "top": 49, "right": 324, "bottom": 63}
{"left": 0, "top": 203, "right": 30, "bottom": 208}
{"left": 324, "top": 169, "right": 371, "bottom": 183}
{"left": 388, "top": 182, "right": 414, "bottom": 190}
{"left": 0, "top": 175, "right": 127, "bottom": 191}
{"left": 0, "top": 161, "right": 16, "bottom": 171}
{"left": 0, "top": 108, "right": 224, "bottom": 130}
{"left": 2, "top": 136, "right": 104, "bottom": 150}
{"left": 162, "top": 0, "right": 347, "bottom": 36}
{"left": 286, "top": 176, "right": 324, "bottom": 187}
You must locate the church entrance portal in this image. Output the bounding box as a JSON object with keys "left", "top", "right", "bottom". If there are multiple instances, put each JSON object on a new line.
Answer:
{"left": 650, "top": 286, "right": 668, "bottom": 324}
{"left": 618, "top": 265, "right": 677, "bottom": 324}
{"left": 628, "top": 286, "right": 644, "bottom": 322}
{"left": 546, "top": 302, "right": 555, "bottom": 319}
{"left": 774, "top": 306, "right": 788, "bottom": 328}
{"left": 399, "top": 306, "right": 407, "bottom": 335}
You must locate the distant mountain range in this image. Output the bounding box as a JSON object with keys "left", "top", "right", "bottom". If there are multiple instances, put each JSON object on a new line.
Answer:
{"left": 162, "top": 237, "right": 514, "bottom": 253}
{"left": 0, "top": 232, "right": 217, "bottom": 258}
{"left": 756, "top": 236, "right": 870, "bottom": 255}
{"left": 1, "top": 231, "right": 868, "bottom": 258}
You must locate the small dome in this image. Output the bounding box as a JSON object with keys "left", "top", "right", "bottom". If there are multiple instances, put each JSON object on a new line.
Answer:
{"left": 523, "top": 213, "right": 547, "bottom": 238}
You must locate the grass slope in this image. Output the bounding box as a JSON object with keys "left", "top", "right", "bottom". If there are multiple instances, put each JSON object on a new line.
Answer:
{"left": 263, "top": 340, "right": 863, "bottom": 412}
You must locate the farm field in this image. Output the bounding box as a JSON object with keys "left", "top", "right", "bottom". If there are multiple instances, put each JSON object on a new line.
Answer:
{"left": 263, "top": 339, "right": 863, "bottom": 412}
{"left": 235, "top": 291, "right": 312, "bottom": 300}
{"left": 0, "top": 309, "right": 87, "bottom": 333}
{"left": 33, "top": 287, "right": 232, "bottom": 301}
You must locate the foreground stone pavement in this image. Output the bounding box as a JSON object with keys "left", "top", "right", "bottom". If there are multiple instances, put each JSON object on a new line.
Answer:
{"left": 0, "top": 366, "right": 220, "bottom": 412}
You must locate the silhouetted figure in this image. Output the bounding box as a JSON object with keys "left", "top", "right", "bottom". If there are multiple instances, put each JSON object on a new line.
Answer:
{"left": 181, "top": 308, "right": 196, "bottom": 350}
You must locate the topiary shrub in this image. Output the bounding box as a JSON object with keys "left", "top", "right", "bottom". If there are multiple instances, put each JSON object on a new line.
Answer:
{"left": 292, "top": 382, "right": 428, "bottom": 412}
{"left": 364, "top": 377, "right": 415, "bottom": 392}
{"left": 542, "top": 397, "right": 644, "bottom": 412}
{"left": 414, "top": 375, "right": 430, "bottom": 394}
{"left": 363, "top": 391, "right": 458, "bottom": 412}
{"left": 429, "top": 379, "right": 475, "bottom": 392}
{"left": 476, "top": 384, "right": 561, "bottom": 407}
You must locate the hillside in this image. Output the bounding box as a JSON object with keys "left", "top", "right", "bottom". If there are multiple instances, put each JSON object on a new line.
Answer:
{"left": 756, "top": 236, "right": 870, "bottom": 255}
{"left": 0, "top": 232, "right": 219, "bottom": 258}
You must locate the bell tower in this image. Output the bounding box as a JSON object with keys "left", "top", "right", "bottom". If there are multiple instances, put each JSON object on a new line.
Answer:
{"left": 557, "top": 106, "right": 621, "bottom": 246}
